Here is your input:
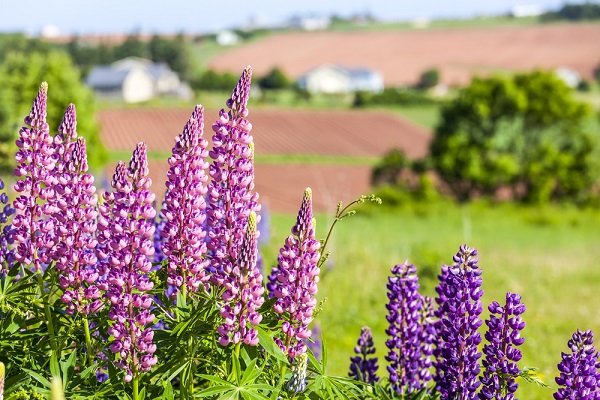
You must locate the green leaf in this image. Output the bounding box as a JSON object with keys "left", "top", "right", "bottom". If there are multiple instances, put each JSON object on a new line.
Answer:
{"left": 240, "top": 359, "right": 261, "bottom": 386}
{"left": 22, "top": 368, "right": 51, "bottom": 388}
{"left": 256, "top": 327, "right": 287, "bottom": 363}
{"left": 198, "top": 374, "right": 235, "bottom": 387}
{"left": 194, "top": 385, "right": 234, "bottom": 398}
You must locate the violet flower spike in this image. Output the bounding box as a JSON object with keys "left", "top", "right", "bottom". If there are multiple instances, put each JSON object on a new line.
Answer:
{"left": 385, "top": 262, "right": 425, "bottom": 394}
{"left": 206, "top": 66, "right": 261, "bottom": 284}
{"left": 217, "top": 210, "right": 264, "bottom": 346}
{"left": 161, "top": 105, "right": 210, "bottom": 297}
{"left": 349, "top": 326, "right": 379, "bottom": 385}
{"left": 479, "top": 292, "right": 526, "bottom": 400}
{"left": 418, "top": 295, "right": 436, "bottom": 385}
{"left": 554, "top": 329, "right": 600, "bottom": 400}
{"left": 0, "top": 178, "right": 16, "bottom": 273}
{"left": 271, "top": 188, "right": 321, "bottom": 359}
{"left": 434, "top": 245, "right": 484, "bottom": 400}
{"left": 11, "top": 82, "right": 58, "bottom": 270}
{"left": 96, "top": 143, "right": 158, "bottom": 381}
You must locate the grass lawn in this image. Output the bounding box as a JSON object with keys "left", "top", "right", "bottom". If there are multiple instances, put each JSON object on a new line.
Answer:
{"left": 261, "top": 201, "right": 600, "bottom": 399}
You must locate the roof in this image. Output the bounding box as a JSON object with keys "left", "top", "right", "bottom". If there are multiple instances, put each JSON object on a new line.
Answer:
{"left": 302, "top": 64, "right": 381, "bottom": 79}
{"left": 85, "top": 66, "right": 130, "bottom": 89}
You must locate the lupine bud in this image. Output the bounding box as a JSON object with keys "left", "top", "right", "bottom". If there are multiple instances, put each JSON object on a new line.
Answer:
{"left": 349, "top": 326, "right": 379, "bottom": 385}
{"left": 217, "top": 211, "right": 264, "bottom": 346}
{"left": 97, "top": 143, "right": 157, "bottom": 379}
{"left": 161, "top": 105, "right": 210, "bottom": 295}
{"left": 479, "top": 292, "right": 526, "bottom": 400}
{"left": 554, "top": 329, "right": 600, "bottom": 399}
{"left": 271, "top": 188, "right": 320, "bottom": 359}
{"left": 286, "top": 353, "right": 309, "bottom": 393}
{"left": 434, "top": 245, "right": 484, "bottom": 400}
{"left": 385, "top": 263, "right": 429, "bottom": 394}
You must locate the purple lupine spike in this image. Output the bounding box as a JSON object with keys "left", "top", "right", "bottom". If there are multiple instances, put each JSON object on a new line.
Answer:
{"left": 349, "top": 326, "right": 379, "bottom": 385}
{"left": 217, "top": 210, "right": 264, "bottom": 346}
{"left": 53, "top": 136, "right": 102, "bottom": 315}
{"left": 271, "top": 188, "right": 320, "bottom": 359}
{"left": 161, "top": 105, "right": 210, "bottom": 297}
{"left": 554, "top": 329, "right": 600, "bottom": 399}
{"left": 206, "top": 66, "right": 261, "bottom": 285}
{"left": 96, "top": 143, "right": 157, "bottom": 381}
{"left": 12, "top": 82, "right": 57, "bottom": 270}
{"left": 0, "top": 178, "right": 16, "bottom": 273}
{"left": 434, "top": 245, "right": 484, "bottom": 400}
{"left": 479, "top": 292, "right": 526, "bottom": 400}
{"left": 385, "top": 262, "right": 426, "bottom": 394}
{"left": 152, "top": 201, "right": 167, "bottom": 265}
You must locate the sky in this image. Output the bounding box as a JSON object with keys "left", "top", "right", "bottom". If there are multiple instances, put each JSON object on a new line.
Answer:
{"left": 0, "top": 0, "right": 570, "bottom": 36}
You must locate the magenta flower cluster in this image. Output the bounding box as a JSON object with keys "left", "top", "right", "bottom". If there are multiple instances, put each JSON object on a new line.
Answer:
{"left": 161, "top": 105, "right": 210, "bottom": 295}
{"left": 0, "top": 178, "right": 15, "bottom": 271}
{"left": 349, "top": 326, "right": 379, "bottom": 385}
{"left": 97, "top": 143, "right": 157, "bottom": 381}
{"left": 554, "top": 329, "right": 600, "bottom": 399}
{"left": 479, "top": 292, "right": 526, "bottom": 400}
{"left": 269, "top": 188, "right": 321, "bottom": 359}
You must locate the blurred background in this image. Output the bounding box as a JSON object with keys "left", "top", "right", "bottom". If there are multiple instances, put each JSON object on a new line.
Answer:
{"left": 1, "top": 1, "right": 600, "bottom": 398}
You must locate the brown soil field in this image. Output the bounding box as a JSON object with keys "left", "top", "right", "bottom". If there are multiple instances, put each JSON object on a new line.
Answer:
{"left": 98, "top": 108, "right": 431, "bottom": 158}
{"left": 208, "top": 24, "right": 600, "bottom": 86}
{"left": 99, "top": 108, "right": 417, "bottom": 212}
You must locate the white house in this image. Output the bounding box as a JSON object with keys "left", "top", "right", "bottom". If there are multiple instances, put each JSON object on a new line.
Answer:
{"left": 555, "top": 67, "right": 581, "bottom": 88}
{"left": 86, "top": 57, "right": 189, "bottom": 103}
{"left": 297, "top": 64, "right": 384, "bottom": 94}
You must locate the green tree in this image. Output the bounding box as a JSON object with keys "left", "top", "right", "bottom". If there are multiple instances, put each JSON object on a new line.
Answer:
{"left": 430, "top": 71, "right": 597, "bottom": 203}
{"left": 0, "top": 50, "right": 107, "bottom": 172}
{"left": 417, "top": 68, "right": 440, "bottom": 89}
{"left": 258, "top": 67, "right": 290, "bottom": 90}
{"left": 113, "top": 34, "right": 146, "bottom": 60}
{"left": 148, "top": 34, "right": 193, "bottom": 80}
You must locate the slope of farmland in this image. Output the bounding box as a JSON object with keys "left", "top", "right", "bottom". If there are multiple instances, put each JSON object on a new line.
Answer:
{"left": 98, "top": 108, "right": 430, "bottom": 212}
{"left": 208, "top": 23, "right": 600, "bottom": 86}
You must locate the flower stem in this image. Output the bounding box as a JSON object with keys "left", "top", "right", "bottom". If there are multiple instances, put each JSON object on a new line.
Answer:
{"left": 83, "top": 318, "right": 93, "bottom": 366}
{"left": 132, "top": 375, "right": 139, "bottom": 400}
{"left": 36, "top": 269, "right": 59, "bottom": 357}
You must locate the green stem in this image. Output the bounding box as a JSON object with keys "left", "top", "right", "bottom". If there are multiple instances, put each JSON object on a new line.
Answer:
{"left": 83, "top": 318, "right": 93, "bottom": 366}
{"left": 132, "top": 375, "right": 139, "bottom": 400}
{"left": 36, "top": 269, "right": 59, "bottom": 357}
{"left": 278, "top": 364, "right": 288, "bottom": 389}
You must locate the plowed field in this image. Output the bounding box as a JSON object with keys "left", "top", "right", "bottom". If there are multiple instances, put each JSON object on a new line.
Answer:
{"left": 99, "top": 108, "right": 429, "bottom": 212}
{"left": 208, "top": 24, "right": 600, "bottom": 86}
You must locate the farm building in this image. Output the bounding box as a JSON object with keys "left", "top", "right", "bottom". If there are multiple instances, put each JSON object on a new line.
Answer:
{"left": 85, "top": 57, "right": 191, "bottom": 103}
{"left": 297, "top": 64, "right": 384, "bottom": 94}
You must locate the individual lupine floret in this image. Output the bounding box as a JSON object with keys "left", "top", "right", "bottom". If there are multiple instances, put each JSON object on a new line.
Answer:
{"left": 349, "top": 326, "right": 379, "bottom": 385}
{"left": 161, "top": 105, "right": 210, "bottom": 297}
{"left": 206, "top": 66, "right": 261, "bottom": 284}
{"left": 216, "top": 211, "right": 264, "bottom": 346}
{"left": 479, "top": 292, "right": 526, "bottom": 400}
{"left": 271, "top": 188, "right": 320, "bottom": 359}
{"left": 11, "top": 82, "right": 58, "bottom": 270}
{"left": 554, "top": 329, "right": 600, "bottom": 400}
{"left": 50, "top": 105, "right": 101, "bottom": 315}
{"left": 0, "top": 178, "right": 15, "bottom": 272}
{"left": 96, "top": 143, "right": 158, "bottom": 381}
{"left": 385, "top": 262, "right": 426, "bottom": 394}
{"left": 434, "top": 245, "right": 484, "bottom": 400}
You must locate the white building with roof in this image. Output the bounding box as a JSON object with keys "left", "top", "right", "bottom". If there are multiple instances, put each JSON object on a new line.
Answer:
{"left": 297, "top": 64, "right": 384, "bottom": 94}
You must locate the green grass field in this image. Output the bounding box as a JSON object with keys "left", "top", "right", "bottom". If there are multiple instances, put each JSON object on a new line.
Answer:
{"left": 261, "top": 201, "right": 600, "bottom": 399}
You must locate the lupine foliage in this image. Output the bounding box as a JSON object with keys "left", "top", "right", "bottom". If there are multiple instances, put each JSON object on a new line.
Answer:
{"left": 0, "top": 70, "right": 596, "bottom": 400}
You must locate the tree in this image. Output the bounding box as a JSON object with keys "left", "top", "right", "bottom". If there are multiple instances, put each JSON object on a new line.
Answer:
{"left": 113, "top": 34, "right": 146, "bottom": 60}
{"left": 417, "top": 68, "right": 440, "bottom": 89}
{"left": 0, "top": 50, "right": 107, "bottom": 172}
{"left": 258, "top": 67, "right": 290, "bottom": 90}
{"left": 430, "top": 71, "right": 597, "bottom": 203}
{"left": 148, "top": 34, "right": 193, "bottom": 81}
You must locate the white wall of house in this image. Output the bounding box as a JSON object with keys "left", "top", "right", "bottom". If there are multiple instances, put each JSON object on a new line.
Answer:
{"left": 122, "top": 69, "right": 155, "bottom": 103}
{"left": 303, "top": 67, "right": 349, "bottom": 93}
{"left": 155, "top": 72, "right": 181, "bottom": 94}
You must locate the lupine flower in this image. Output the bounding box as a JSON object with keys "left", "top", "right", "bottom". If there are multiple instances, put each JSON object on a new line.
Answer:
{"left": 217, "top": 211, "right": 264, "bottom": 346}
{"left": 418, "top": 295, "right": 436, "bottom": 385}
{"left": 152, "top": 201, "right": 167, "bottom": 265}
{"left": 271, "top": 188, "right": 321, "bottom": 359}
{"left": 286, "top": 353, "right": 309, "bottom": 393}
{"left": 349, "top": 326, "right": 379, "bottom": 385}
{"left": 479, "top": 292, "right": 526, "bottom": 400}
{"left": 206, "top": 66, "right": 261, "bottom": 284}
{"left": 161, "top": 105, "right": 210, "bottom": 296}
{"left": 97, "top": 143, "right": 157, "bottom": 381}
{"left": 0, "top": 178, "right": 15, "bottom": 272}
{"left": 434, "top": 245, "right": 484, "bottom": 400}
{"left": 385, "top": 263, "right": 426, "bottom": 394}
{"left": 554, "top": 329, "right": 600, "bottom": 400}
{"left": 11, "top": 82, "right": 58, "bottom": 270}
{"left": 51, "top": 105, "right": 101, "bottom": 315}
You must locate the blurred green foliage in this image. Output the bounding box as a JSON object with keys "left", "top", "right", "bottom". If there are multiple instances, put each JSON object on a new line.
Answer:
{"left": 258, "top": 67, "right": 291, "bottom": 90}
{"left": 541, "top": 2, "right": 600, "bottom": 21}
{"left": 417, "top": 68, "right": 440, "bottom": 89}
{"left": 353, "top": 87, "right": 440, "bottom": 108}
{"left": 430, "top": 70, "right": 598, "bottom": 204}
{"left": 0, "top": 49, "right": 107, "bottom": 172}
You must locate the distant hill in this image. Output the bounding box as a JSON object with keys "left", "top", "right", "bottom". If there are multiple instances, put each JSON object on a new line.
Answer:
{"left": 208, "top": 23, "right": 600, "bottom": 87}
